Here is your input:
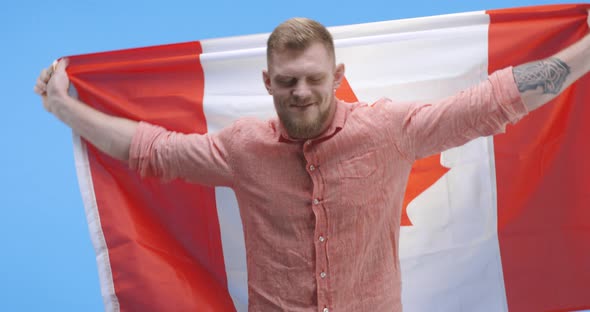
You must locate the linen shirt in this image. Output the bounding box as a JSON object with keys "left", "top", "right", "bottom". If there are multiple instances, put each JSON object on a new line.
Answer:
{"left": 129, "top": 68, "right": 527, "bottom": 312}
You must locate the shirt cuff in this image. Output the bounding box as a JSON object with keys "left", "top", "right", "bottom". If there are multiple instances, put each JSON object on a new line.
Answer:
{"left": 492, "top": 66, "right": 529, "bottom": 123}
{"left": 129, "top": 121, "right": 166, "bottom": 177}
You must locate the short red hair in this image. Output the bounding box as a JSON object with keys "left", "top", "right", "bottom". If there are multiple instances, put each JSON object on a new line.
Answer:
{"left": 267, "top": 17, "right": 335, "bottom": 63}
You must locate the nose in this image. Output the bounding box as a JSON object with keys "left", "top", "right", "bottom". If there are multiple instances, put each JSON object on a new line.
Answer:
{"left": 292, "top": 81, "right": 312, "bottom": 100}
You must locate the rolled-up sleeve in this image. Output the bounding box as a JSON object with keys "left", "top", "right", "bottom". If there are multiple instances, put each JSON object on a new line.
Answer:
{"left": 129, "top": 121, "right": 234, "bottom": 187}
{"left": 395, "top": 67, "right": 528, "bottom": 160}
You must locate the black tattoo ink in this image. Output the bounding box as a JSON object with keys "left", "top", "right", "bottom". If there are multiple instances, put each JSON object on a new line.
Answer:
{"left": 513, "top": 58, "right": 571, "bottom": 94}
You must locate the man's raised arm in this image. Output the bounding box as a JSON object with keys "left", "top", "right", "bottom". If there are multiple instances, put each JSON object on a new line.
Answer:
{"left": 34, "top": 59, "right": 137, "bottom": 163}
{"left": 389, "top": 19, "right": 590, "bottom": 161}
{"left": 516, "top": 32, "right": 590, "bottom": 112}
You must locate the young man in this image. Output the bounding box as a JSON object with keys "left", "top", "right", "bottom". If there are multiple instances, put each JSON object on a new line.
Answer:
{"left": 35, "top": 17, "right": 589, "bottom": 312}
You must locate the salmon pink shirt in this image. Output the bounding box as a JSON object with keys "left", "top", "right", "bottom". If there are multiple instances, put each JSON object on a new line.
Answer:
{"left": 129, "top": 68, "right": 527, "bottom": 312}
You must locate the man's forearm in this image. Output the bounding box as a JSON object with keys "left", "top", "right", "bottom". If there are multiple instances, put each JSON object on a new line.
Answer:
{"left": 514, "top": 33, "right": 590, "bottom": 111}
{"left": 49, "top": 94, "right": 138, "bottom": 162}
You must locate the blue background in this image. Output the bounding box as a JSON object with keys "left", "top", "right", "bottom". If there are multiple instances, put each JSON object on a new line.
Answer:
{"left": 0, "top": 0, "right": 581, "bottom": 310}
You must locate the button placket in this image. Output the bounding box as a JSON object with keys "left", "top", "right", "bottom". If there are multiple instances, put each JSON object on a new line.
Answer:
{"left": 304, "top": 142, "right": 331, "bottom": 310}
{"left": 314, "top": 204, "right": 330, "bottom": 309}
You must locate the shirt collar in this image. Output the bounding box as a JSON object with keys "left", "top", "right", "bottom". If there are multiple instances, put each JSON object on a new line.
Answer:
{"left": 275, "top": 99, "right": 348, "bottom": 144}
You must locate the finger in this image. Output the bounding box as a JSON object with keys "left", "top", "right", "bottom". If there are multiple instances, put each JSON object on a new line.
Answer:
{"left": 41, "top": 59, "right": 61, "bottom": 81}
{"left": 35, "top": 78, "right": 47, "bottom": 93}
{"left": 55, "top": 58, "right": 69, "bottom": 73}
{"left": 40, "top": 68, "right": 51, "bottom": 83}
{"left": 52, "top": 59, "right": 59, "bottom": 74}
{"left": 35, "top": 77, "right": 47, "bottom": 92}
{"left": 36, "top": 76, "right": 47, "bottom": 90}
{"left": 34, "top": 84, "right": 47, "bottom": 96}
{"left": 34, "top": 85, "right": 47, "bottom": 96}
{"left": 33, "top": 81, "right": 47, "bottom": 95}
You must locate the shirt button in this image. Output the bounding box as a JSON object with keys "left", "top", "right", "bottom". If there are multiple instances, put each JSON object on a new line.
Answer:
{"left": 306, "top": 140, "right": 312, "bottom": 145}
{"left": 323, "top": 308, "right": 329, "bottom": 312}
{"left": 313, "top": 198, "right": 320, "bottom": 205}
{"left": 320, "top": 272, "right": 327, "bottom": 279}
{"left": 309, "top": 164, "right": 315, "bottom": 171}
{"left": 319, "top": 236, "right": 325, "bottom": 242}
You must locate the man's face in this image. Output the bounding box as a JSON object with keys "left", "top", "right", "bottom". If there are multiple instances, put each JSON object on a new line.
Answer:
{"left": 263, "top": 42, "right": 344, "bottom": 139}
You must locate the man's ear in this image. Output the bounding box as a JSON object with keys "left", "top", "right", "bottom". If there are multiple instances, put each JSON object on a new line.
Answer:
{"left": 263, "top": 70, "right": 272, "bottom": 95}
{"left": 333, "top": 63, "right": 345, "bottom": 90}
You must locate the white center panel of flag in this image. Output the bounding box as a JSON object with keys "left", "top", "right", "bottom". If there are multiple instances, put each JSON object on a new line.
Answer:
{"left": 199, "top": 10, "right": 509, "bottom": 312}
{"left": 337, "top": 11, "right": 509, "bottom": 312}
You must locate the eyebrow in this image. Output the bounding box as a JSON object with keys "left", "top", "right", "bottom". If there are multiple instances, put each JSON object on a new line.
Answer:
{"left": 274, "top": 75, "right": 294, "bottom": 80}
{"left": 274, "top": 73, "right": 326, "bottom": 80}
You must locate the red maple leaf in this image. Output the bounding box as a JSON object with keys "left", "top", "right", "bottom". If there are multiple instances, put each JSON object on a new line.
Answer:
{"left": 400, "top": 155, "right": 449, "bottom": 225}
{"left": 336, "top": 77, "right": 449, "bottom": 226}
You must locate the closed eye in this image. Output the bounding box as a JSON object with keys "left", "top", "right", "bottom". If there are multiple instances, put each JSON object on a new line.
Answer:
{"left": 275, "top": 77, "right": 296, "bottom": 87}
{"left": 308, "top": 75, "right": 325, "bottom": 84}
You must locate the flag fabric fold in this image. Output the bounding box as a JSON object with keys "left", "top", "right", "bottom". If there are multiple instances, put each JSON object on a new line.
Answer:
{"left": 68, "top": 4, "right": 590, "bottom": 311}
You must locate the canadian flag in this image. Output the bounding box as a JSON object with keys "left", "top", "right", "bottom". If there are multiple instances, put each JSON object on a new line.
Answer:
{"left": 68, "top": 4, "right": 590, "bottom": 312}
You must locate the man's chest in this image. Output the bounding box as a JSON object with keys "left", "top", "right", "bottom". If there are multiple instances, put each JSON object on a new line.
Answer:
{"left": 232, "top": 130, "right": 408, "bottom": 230}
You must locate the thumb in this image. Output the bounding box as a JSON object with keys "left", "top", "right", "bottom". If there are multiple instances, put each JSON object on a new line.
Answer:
{"left": 46, "top": 58, "right": 71, "bottom": 97}
{"left": 54, "top": 57, "right": 70, "bottom": 74}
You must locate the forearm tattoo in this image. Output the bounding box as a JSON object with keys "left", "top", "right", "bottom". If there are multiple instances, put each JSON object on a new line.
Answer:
{"left": 513, "top": 57, "right": 571, "bottom": 94}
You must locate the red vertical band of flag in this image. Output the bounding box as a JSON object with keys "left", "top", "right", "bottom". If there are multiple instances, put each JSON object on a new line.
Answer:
{"left": 488, "top": 4, "right": 590, "bottom": 312}
{"left": 67, "top": 43, "right": 236, "bottom": 311}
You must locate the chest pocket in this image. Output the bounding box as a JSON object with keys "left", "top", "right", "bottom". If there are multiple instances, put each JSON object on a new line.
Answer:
{"left": 335, "top": 150, "right": 381, "bottom": 209}
{"left": 337, "top": 150, "right": 378, "bottom": 179}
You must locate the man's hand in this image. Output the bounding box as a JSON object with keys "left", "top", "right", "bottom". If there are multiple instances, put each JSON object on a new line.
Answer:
{"left": 34, "top": 59, "right": 70, "bottom": 113}
{"left": 33, "top": 58, "right": 138, "bottom": 163}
